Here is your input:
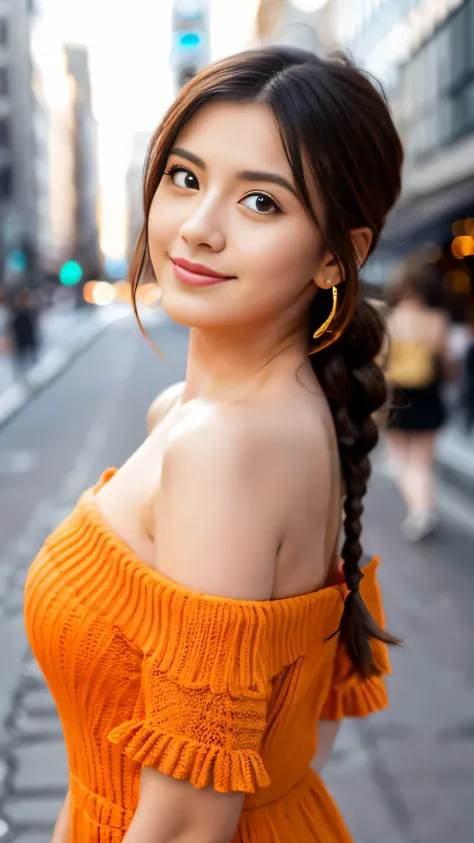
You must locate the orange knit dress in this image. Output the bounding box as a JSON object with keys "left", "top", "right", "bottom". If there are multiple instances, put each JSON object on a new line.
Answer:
{"left": 24, "top": 468, "right": 391, "bottom": 842}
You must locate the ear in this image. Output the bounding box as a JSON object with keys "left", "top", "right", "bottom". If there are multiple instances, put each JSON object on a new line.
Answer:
{"left": 312, "top": 226, "right": 373, "bottom": 291}
{"left": 351, "top": 227, "right": 373, "bottom": 269}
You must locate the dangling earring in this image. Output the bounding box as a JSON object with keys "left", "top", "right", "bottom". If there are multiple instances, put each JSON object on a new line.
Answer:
{"left": 312, "top": 284, "right": 338, "bottom": 342}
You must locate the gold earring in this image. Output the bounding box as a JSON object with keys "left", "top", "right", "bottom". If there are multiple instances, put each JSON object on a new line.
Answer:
{"left": 312, "top": 285, "right": 338, "bottom": 342}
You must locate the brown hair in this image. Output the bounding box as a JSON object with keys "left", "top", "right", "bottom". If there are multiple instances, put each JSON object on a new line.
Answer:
{"left": 386, "top": 253, "right": 446, "bottom": 310}
{"left": 130, "top": 47, "right": 403, "bottom": 677}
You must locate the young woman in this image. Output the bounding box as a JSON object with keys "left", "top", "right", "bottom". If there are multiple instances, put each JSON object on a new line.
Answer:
{"left": 385, "top": 257, "right": 450, "bottom": 541}
{"left": 25, "top": 47, "right": 402, "bottom": 843}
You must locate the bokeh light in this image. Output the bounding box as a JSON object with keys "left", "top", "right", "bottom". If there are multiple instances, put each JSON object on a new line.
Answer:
{"left": 451, "top": 219, "right": 465, "bottom": 237}
{"left": 113, "top": 281, "right": 133, "bottom": 304}
{"left": 83, "top": 281, "right": 97, "bottom": 304}
{"left": 135, "top": 283, "right": 162, "bottom": 306}
{"left": 451, "top": 236, "right": 474, "bottom": 260}
{"left": 443, "top": 269, "right": 472, "bottom": 293}
{"left": 92, "top": 281, "right": 116, "bottom": 306}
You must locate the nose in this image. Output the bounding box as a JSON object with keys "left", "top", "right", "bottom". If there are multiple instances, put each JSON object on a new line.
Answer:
{"left": 178, "top": 193, "right": 225, "bottom": 253}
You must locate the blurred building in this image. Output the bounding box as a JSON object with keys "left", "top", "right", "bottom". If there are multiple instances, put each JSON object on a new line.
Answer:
{"left": 0, "top": 2, "right": 101, "bottom": 300}
{"left": 31, "top": 25, "right": 77, "bottom": 283}
{"left": 326, "top": 0, "right": 474, "bottom": 313}
{"left": 125, "top": 131, "right": 152, "bottom": 262}
{"left": 170, "top": 0, "right": 210, "bottom": 91}
{"left": 254, "top": 0, "right": 332, "bottom": 52}
{"left": 0, "top": 0, "right": 39, "bottom": 291}
{"left": 65, "top": 45, "right": 102, "bottom": 285}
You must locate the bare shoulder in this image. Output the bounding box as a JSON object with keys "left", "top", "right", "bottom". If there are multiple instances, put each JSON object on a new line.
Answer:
{"left": 147, "top": 381, "right": 185, "bottom": 433}
{"left": 153, "top": 402, "right": 298, "bottom": 600}
{"left": 153, "top": 395, "right": 335, "bottom": 600}
{"left": 165, "top": 396, "right": 327, "bottom": 488}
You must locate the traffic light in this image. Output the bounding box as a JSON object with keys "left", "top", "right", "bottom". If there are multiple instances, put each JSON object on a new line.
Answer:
{"left": 59, "top": 260, "right": 83, "bottom": 286}
{"left": 171, "top": 0, "right": 210, "bottom": 91}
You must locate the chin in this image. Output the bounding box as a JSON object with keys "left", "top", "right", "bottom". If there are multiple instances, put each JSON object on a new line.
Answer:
{"left": 159, "top": 287, "right": 242, "bottom": 330}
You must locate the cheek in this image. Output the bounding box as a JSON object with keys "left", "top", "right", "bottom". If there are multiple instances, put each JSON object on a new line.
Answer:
{"left": 147, "top": 190, "right": 177, "bottom": 268}
{"left": 240, "top": 218, "right": 320, "bottom": 294}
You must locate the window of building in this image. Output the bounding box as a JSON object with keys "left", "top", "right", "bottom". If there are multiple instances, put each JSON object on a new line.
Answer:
{"left": 0, "top": 67, "right": 8, "bottom": 96}
{"left": 0, "top": 20, "right": 7, "bottom": 47}
{"left": 0, "top": 164, "right": 13, "bottom": 199}
{"left": 0, "top": 118, "right": 10, "bottom": 147}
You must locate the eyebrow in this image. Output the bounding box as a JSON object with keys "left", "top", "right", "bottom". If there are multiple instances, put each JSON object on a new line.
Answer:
{"left": 170, "top": 146, "right": 298, "bottom": 198}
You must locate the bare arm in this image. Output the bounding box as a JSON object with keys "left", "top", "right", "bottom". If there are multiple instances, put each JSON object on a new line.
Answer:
{"left": 124, "top": 770, "right": 244, "bottom": 843}
{"left": 50, "top": 791, "right": 70, "bottom": 843}
{"left": 123, "top": 412, "right": 281, "bottom": 842}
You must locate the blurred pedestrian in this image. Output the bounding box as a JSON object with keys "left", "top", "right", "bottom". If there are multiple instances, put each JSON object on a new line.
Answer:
{"left": 25, "top": 48, "right": 403, "bottom": 843}
{"left": 6, "top": 287, "right": 40, "bottom": 380}
{"left": 385, "top": 257, "right": 451, "bottom": 541}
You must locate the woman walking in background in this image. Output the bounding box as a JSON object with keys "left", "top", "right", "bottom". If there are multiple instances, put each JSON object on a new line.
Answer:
{"left": 386, "top": 257, "right": 450, "bottom": 541}
{"left": 25, "top": 47, "right": 402, "bottom": 843}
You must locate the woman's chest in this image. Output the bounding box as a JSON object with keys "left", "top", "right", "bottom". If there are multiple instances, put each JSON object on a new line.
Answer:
{"left": 94, "top": 423, "right": 175, "bottom": 566}
{"left": 25, "top": 547, "right": 142, "bottom": 713}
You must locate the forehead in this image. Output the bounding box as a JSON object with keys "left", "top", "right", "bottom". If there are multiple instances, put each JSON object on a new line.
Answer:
{"left": 174, "top": 100, "right": 292, "bottom": 174}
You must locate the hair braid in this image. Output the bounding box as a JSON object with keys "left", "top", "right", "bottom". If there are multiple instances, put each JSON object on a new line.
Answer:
{"left": 311, "top": 295, "right": 401, "bottom": 678}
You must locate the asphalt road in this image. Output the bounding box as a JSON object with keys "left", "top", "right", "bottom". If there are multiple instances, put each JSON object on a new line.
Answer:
{"left": 0, "top": 311, "right": 472, "bottom": 843}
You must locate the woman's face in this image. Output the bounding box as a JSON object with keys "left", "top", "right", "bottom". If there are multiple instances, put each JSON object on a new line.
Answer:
{"left": 148, "top": 101, "right": 324, "bottom": 331}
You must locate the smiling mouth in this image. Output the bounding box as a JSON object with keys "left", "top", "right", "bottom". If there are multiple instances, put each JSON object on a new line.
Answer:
{"left": 170, "top": 257, "right": 236, "bottom": 287}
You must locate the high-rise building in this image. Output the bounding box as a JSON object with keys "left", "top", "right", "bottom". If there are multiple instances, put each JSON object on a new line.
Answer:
{"left": 65, "top": 45, "right": 102, "bottom": 284}
{"left": 170, "top": 0, "right": 210, "bottom": 92}
{"left": 0, "top": 0, "right": 38, "bottom": 290}
{"left": 125, "top": 131, "right": 152, "bottom": 263}
{"left": 30, "top": 15, "right": 77, "bottom": 283}
{"left": 326, "top": 0, "right": 473, "bottom": 285}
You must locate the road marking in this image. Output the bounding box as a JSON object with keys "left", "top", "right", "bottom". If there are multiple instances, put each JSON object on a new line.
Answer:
{"left": 0, "top": 383, "right": 28, "bottom": 425}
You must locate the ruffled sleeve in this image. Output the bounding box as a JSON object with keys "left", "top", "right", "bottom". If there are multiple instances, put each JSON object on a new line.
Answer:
{"left": 320, "top": 557, "right": 391, "bottom": 721}
{"left": 107, "top": 586, "right": 271, "bottom": 793}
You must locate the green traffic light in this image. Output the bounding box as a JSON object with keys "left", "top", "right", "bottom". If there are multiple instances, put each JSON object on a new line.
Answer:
{"left": 179, "top": 32, "right": 201, "bottom": 49}
{"left": 59, "top": 260, "right": 83, "bottom": 286}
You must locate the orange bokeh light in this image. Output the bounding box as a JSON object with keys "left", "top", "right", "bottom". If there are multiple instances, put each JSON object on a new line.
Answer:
{"left": 451, "top": 236, "right": 474, "bottom": 260}
{"left": 83, "top": 281, "right": 97, "bottom": 304}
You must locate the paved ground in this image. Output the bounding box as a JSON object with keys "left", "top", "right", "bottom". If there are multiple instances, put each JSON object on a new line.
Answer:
{"left": 0, "top": 304, "right": 130, "bottom": 430}
{"left": 0, "top": 312, "right": 472, "bottom": 842}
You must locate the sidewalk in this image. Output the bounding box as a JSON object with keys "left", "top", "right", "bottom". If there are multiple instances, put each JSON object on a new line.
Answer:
{"left": 0, "top": 304, "right": 130, "bottom": 431}
{"left": 435, "top": 422, "right": 474, "bottom": 499}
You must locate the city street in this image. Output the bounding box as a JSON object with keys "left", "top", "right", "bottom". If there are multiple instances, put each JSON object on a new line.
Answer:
{"left": 0, "top": 311, "right": 472, "bottom": 843}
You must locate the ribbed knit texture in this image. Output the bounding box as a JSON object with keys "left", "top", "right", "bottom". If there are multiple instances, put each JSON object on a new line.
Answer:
{"left": 24, "top": 468, "right": 390, "bottom": 842}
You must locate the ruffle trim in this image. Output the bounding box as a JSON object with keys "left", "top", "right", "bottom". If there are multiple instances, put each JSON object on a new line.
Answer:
{"left": 320, "top": 673, "right": 389, "bottom": 721}
{"left": 108, "top": 720, "right": 270, "bottom": 794}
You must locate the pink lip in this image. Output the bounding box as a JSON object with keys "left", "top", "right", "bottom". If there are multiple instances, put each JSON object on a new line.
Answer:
{"left": 170, "top": 257, "right": 235, "bottom": 287}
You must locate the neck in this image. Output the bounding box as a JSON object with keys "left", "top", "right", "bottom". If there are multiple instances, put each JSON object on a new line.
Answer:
{"left": 182, "top": 321, "right": 310, "bottom": 402}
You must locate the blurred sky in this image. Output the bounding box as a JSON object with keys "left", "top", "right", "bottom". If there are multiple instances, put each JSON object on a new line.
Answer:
{"left": 46, "top": 0, "right": 260, "bottom": 258}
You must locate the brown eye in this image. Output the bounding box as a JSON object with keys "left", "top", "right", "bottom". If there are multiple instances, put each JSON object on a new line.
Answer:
{"left": 240, "top": 192, "right": 279, "bottom": 215}
{"left": 166, "top": 166, "right": 199, "bottom": 190}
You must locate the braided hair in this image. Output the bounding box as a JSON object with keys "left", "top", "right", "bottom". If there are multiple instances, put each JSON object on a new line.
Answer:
{"left": 311, "top": 296, "right": 401, "bottom": 677}
{"left": 129, "top": 46, "right": 404, "bottom": 676}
